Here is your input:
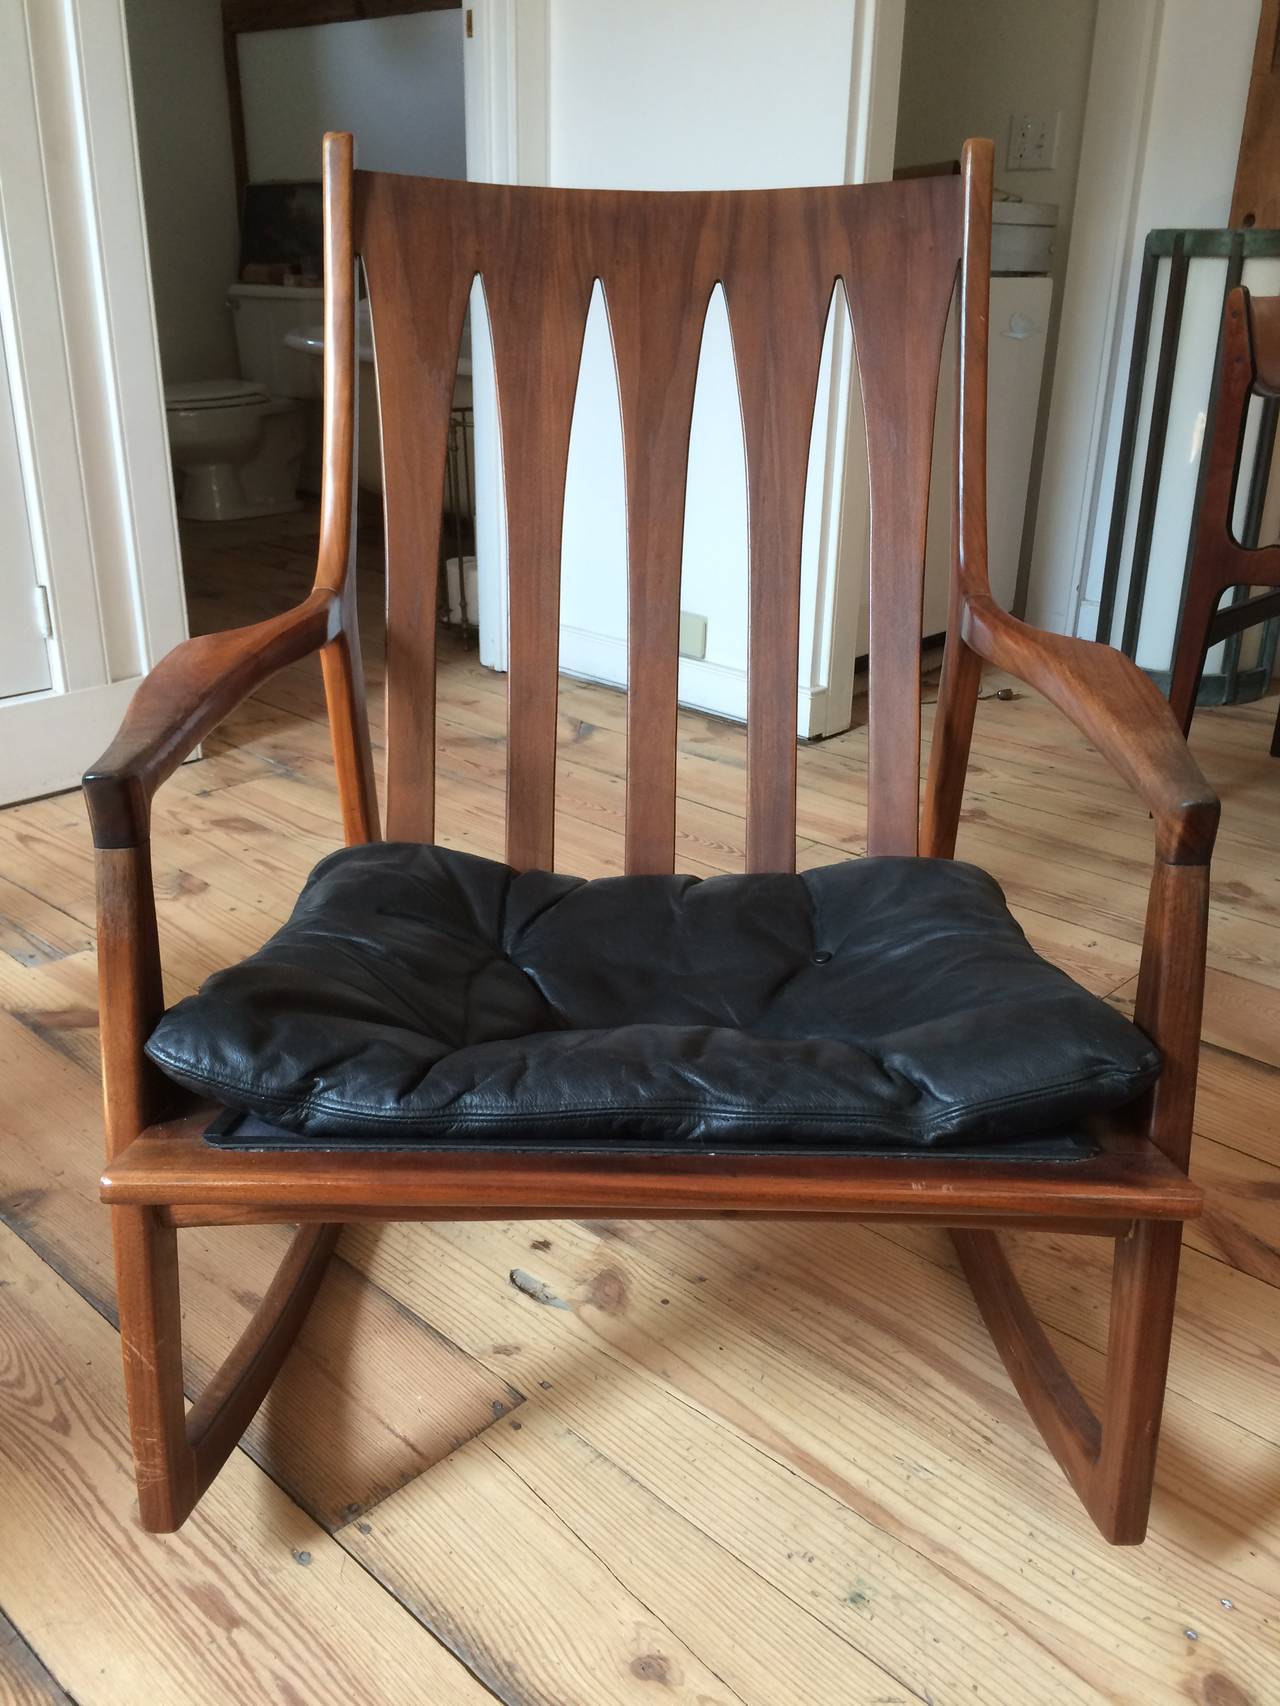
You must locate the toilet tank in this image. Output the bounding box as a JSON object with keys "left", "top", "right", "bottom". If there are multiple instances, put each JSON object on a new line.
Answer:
{"left": 228, "top": 283, "right": 325, "bottom": 399}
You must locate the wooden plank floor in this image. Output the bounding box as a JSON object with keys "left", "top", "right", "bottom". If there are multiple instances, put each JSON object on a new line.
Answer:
{"left": 2, "top": 505, "right": 1278, "bottom": 1704}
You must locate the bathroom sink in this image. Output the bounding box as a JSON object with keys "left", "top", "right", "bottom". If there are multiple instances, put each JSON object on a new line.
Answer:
{"left": 285, "top": 310, "right": 473, "bottom": 498}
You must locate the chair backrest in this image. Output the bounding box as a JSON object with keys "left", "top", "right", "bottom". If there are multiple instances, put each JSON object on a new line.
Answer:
{"left": 330, "top": 136, "right": 993, "bottom": 874}
{"left": 1190, "top": 284, "right": 1280, "bottom": 581}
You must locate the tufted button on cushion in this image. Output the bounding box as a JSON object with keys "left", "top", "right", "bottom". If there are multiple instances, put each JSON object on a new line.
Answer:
{"left": 145, "top": 843, "right": 1161, "bottom": 1152}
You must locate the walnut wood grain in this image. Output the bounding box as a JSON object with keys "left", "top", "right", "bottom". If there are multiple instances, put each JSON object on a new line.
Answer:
{"left": 955, "top": 1212, "right": 1185, "bottom": 1545}
{"left": 110, "top": 1205, "right": 193, "bottom": 1532}
{"left": 83, "top": 590, "right": 340, "bottom": 850}
{"left": 315, "top": 135, "right": 380, "bottom": 844}
{"left": 101, "top": 1107, "right": 1201, "bottom": 1223}
{"left": 185, "top": 1223, "right": 341, "bottom": 1513}
{"left": 1168, "top": 286, "right": 1280, "bottom": 761}
{"left": 962, "top": 594, "right": 1219, "bottom": 865}
{"left": 846, "top": 178, "right": 962, "bottom": 857}
{"left": 85, "top": 133, "right": 1218, "bottom": 1545}
{"left": 223, "top": 0, "right": 457, "bottom": 29}
{"left": 1229, "top": 0, "right": 1280, "bottom": 230}
{"left": 357, "top": 171, "right": 473, "bottom": 841}
{"left": 607, "top": 212, "right": 719, "bottom": 874}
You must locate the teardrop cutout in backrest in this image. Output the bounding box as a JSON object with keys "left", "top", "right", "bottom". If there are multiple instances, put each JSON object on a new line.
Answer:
{"left": 797, "top": 277, "right": 854, "bottom": 710}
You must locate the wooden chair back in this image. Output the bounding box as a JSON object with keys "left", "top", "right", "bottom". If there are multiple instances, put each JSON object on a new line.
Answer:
{"left": 1189, "top": 285, "right": 1280, "bottom": 578}
{"left": 1169, "top": 285, "right": 1280, "bottom": 752}
{"left": 336, "top": 138, "right": 994, "bottom": 873}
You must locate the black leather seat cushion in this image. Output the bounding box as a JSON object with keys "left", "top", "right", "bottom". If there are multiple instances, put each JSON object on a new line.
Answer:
{"left": 145, "top": 844, "right": 1160, "bottom": 1152}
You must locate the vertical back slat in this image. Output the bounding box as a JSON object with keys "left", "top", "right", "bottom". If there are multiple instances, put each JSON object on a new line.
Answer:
{"left": 844, "top": 178, "right": 964, "bottom": 856}
{"left": 607, "top": 197, "right": 723, "bottom": 873}
{"left": 726, "top": 198, "right": 836, "bottom": 872}
{"left": 356, "top": 175, "right": 473, "bottom": 841}
{"left": 482, "top": 194, "right": 596, "bottom": 870}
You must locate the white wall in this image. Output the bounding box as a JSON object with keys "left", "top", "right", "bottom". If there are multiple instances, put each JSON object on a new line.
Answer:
{"left": 895, "top": 0, "right": 1096, "bottom": 303}
{"left": 239, "top": 11, "right": 467, "bottom": 180}
{"left": 1028, "top": 0, "right": 1258, "bottom": 644}
{"left": 541, "top": 0, "right": 891, "bottom": 730}
{"left": 125, "top": 0, "right": 241, "bottom": 382}
{"left": 894, "top": 0, "right": 1099, "bottom": 614}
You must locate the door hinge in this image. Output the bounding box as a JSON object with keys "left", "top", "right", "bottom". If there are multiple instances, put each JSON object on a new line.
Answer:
{"left": 33, "top": 583, "right": 53, "bottom": 639}
{"left": 465, "top": 8, "right": 474, "bottom": 38}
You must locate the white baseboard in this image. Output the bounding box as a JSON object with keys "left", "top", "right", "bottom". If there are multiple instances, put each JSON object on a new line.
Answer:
{"left": 556, "top": 624, "right": 831, "bottom": 738}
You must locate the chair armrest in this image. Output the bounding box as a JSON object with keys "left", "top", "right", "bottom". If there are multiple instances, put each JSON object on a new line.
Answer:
{"left": 84, "top": 589, "right": 341, "bottom": 849}
{"left": 961, "top": 592, "right": 1220, "bottom": 866}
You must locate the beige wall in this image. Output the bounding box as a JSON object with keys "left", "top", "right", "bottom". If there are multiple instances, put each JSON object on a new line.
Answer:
{"left": 126, "top": 5, "right": 466, "bottom": 388}
{"left": 895, "top": 0, "right": 1097, "bottom": 291}
{"left": 895, "top": 0, "right": 1099, "bottom": 608}
{"left": 125, "top": 0, "right": 241, "bottom": 383}
{"left": 238, "top": 11, "right": 466, "bottom": 181}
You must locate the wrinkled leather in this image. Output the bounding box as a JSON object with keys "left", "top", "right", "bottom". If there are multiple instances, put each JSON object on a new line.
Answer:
{"left": 146, "top": 843, "right": 1161, "bottom": 1150}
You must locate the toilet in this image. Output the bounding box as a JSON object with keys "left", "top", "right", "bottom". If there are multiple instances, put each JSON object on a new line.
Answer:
{"left": 165, "top": 381, "right": 303, "bottom": 522}
{"left": 164, "top": 283, "right": 323, "bottom": 522}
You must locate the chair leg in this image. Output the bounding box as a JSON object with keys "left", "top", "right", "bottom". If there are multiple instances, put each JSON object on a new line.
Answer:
{"left": 113, "top": 1204, "right": 339, "bottom": 1533}
{"left": 113, "top": 1206, "right": 195, "bottom": 1531}
{"left": 954, "top": 1219, "right": 1183, "bottom": 1544}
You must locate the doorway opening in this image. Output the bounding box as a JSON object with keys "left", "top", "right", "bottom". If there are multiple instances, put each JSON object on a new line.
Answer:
{"left": 890, "top": 0, "right": 1099, "bottom": 637}
{"left": 126, "top": 0, "right": 472, "bottom": 669}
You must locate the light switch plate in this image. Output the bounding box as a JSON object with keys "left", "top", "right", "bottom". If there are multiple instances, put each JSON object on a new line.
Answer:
{"left": 1007, "top": 111, "right": 1059, "bottom": 172}
{"left": 678, "top": 610, "right": 707, "bottom": 659}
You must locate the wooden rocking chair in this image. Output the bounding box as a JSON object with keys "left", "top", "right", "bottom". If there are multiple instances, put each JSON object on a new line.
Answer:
{"left": 85, "top": 135, "right": 1217, "bottom": 1544}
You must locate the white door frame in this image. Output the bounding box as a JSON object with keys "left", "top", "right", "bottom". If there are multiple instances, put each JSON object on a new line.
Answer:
{"left": 463, "top": 0, "right": 550, "bottom": 675}
{"left": 813, "top": 0, "right": 904, "bottom": 736}
{"left": 461, "top": 0, "right": 905, "bottom": 737}
{"left": 0, "top": 0, "right": 186, "bottom": 807}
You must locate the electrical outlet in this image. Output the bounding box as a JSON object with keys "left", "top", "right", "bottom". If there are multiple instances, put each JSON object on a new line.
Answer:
{"left": 1006, "top": 111, "right": 1059, "bottom": 172}
{"left": 678, "top": 610, "right": 707, "bottom": 660}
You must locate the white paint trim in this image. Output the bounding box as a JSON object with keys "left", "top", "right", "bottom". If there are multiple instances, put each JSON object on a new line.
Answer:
{"left": 0, "top": 0, "right": 186, "bottom": 804}
{"left": 557, "top": 622, "right": 831, "bottom": 729}
{"left": 811, "top": 0, "right": 905, "bottom": 738}
{"left": 463, "top": 0, "right": 550, "bottom": 675}
{"left": 0, "top": 0, "right": 106, "bottom": 696}
{"left": 69, "top": 0, "right": 187, "bottom": 673}
{"left": 1023, "top": 0, "right": 1163, "bottom": 636}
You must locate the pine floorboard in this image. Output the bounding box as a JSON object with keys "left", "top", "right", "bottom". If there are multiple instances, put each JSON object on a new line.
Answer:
{"left": 0, "top": 505, "right": 1277, "bottom": 1704}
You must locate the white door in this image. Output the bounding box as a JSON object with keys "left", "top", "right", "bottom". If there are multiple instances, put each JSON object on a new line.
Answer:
{"left": 0, "top": 317, "right": 52, "bottom": 699}
{"left": 0, "top": 0, "right": 187, "bottom": 807}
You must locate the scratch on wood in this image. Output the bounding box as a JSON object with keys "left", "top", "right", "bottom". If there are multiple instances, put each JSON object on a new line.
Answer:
{"left": 508, "top": 1269, "right": 569, "bottom": 1310}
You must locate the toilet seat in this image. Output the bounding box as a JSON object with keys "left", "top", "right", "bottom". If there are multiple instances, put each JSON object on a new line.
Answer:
{"left": 164, "top": 379, "right": 303, "bottom": 522}
{"left": 165, "top": 379, "right": 269, "bottom": 412}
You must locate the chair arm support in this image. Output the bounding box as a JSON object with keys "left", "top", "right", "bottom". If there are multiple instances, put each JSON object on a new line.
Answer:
{"left": 83, "top": 589, "right": 342, "bottom": 849}
{"left": 961, "top": 593, "right": 1220, "bottom": 866}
